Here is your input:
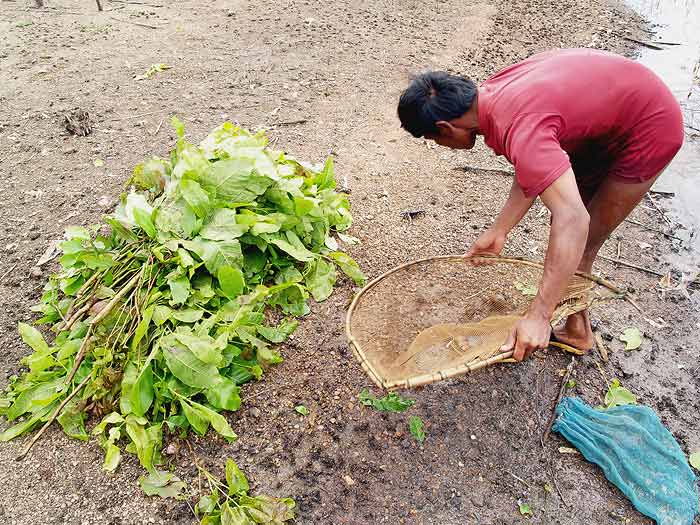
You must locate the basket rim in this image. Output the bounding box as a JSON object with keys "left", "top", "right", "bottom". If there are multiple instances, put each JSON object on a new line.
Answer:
{"left": 345, "top": 254, "right": 625, "bottom": 390}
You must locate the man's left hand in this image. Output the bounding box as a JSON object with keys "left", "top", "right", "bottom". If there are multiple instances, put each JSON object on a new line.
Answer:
{"left": 500, "top": 313, "right": 552, "bottom": 361}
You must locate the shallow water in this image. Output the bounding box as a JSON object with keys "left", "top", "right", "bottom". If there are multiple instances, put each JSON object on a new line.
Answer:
{"left": 626, "top": 0, "right": 700, "bottom": 267}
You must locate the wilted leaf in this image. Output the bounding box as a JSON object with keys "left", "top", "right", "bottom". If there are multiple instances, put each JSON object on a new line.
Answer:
{"left": 138, "top": 469, "right": 186, "bottom": 498}
{"left": 518, "top": 501, "right": 532, "bottom": 516}
{"left": 690, "top": 452, "right": 700, "bottom": 470}
{"left": 304, "top": 258, "right": 336, "bottom": 302}
{"left": 225, "top": 458, "right": 249, "bottom": 495}
{"left": 620, "top": 328, "right": 642, "bottom": 351}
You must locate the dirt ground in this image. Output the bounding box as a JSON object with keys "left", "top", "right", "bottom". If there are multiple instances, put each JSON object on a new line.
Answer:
{"left": 1, "top": 0, "right": 698, "bottom": 524}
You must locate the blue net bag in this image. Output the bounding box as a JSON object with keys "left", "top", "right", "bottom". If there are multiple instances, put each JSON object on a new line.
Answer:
{"left": 552, "top": 396, "right": 699, "bottom": 525}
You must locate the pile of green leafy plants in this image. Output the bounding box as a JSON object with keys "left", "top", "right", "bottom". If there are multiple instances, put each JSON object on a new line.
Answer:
{"left": 0, "top": 118, "right": 365, "bottom": 481}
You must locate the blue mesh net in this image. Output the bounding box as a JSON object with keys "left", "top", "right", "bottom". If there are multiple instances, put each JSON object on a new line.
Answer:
{"left": 552, "top": 396, "right": 699, "bottom": 525}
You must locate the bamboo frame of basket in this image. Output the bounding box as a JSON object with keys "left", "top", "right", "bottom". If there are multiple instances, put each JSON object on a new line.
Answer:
{"left": 345, "top": 255, "right": 628, "bottom": 391}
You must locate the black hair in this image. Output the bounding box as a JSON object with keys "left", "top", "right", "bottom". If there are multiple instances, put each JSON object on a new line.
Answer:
{"left": 397, "top": 72, "right": 477, "bottom": 138}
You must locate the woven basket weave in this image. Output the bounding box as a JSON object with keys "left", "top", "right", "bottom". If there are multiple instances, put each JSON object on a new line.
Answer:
{"left": 346, "top": 255, "right": 625, "bottom": 390}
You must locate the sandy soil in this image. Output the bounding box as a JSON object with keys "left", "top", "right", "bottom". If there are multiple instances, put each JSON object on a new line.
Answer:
{"left": 1, "top": 0, "right": 698, "bottom": 524}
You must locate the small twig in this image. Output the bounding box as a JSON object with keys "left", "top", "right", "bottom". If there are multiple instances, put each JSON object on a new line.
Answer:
{"left": 549, "top": 341, "right": 585, "bottom": 355}
{"left": 594, "top": 332, "right": 609, "bottom": 363}
{"left": 0, "top": 263, "right": 18, "bottom": 284}
{"left": 90, "top": 270, "right": 143, "bottom": 326}
{"left": 649, "top": 190, "right": 675, "bottom": 197}
{"left": 645, "top": 193, "right": 674, "bottom": 226}
{"left": 623, "top": 217, "right": 683, "bottom": 240}
{"left": 654, "top": 41, "right": 682, "bottom": 46}
{"left": 598, "top": 254, "right": 664, "bottom": 277}
{"left": 623, "top": 37, "right": 664, "bottom": 50}
{"left": 275, "top": 119, "right": 308, "bottom": 126}
{"left": 549, "top": 461, "right": 570, "bottom": 508}
{"left": 542, "top": 357, "right": 575, "bottom": 443}
{"left": 505, "top": 470, "right": 532, "bottom": 488}
{"left": 16, "top": 373, "right": 92, "bottom": 460}
{"left": 65, "top": 325, "right": 94, "bottom": 385}
{"left": 96, "top": 0, "right": 103, "bottom": 11}
{"left": 108, "top": 16, "right": 164, "bottom": 29}
{"left": 151, "top": 118, "right": 164, "bottom": 136}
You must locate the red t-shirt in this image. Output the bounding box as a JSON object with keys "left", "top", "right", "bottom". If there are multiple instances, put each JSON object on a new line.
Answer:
{"left": 477, "top": 49, "right": 683, "bottom": 197}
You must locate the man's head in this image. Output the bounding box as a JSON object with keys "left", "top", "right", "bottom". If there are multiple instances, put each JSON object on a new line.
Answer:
{"left": 397, "top": 72, "right": 479, "bottom": 149}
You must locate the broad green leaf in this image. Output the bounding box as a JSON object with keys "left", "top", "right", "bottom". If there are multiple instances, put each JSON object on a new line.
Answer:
{"left": 174, "top": 331, "right": 222, "bottom": 365}
{"left": 6, "top": 377, "right": 63, "bottom": 421}
{"left": 152, "top": 305, "right": 172, "bottom": 326}
{"left": 0, "top": 402, "right": 56, "bottom": 442}
{"left": 295, "top": 405, "right": 309, "bottom": 416}
{"left": 154, "top": 197, "right": 198, "bottom": 239}
{"left": 620, "top": 328, "right": 642, "bottom": 350}
{"left": 257, "top": 319, "right": 298, "bottom": 343}
{"left": 183, "top": 238, "right": 243, "bottom": 274}
{"left": 131, "top": 305, "right": 155, "bottom": 352}
{"left": 169, "top": 308, "right": 202, "bottom": 323}
{"left": 129, "top": 362, "right": 154, "bottom": 417}
{"left": 18, "top": 323, "right": 50, "bottom": 354}
{"left": 225, "top": 458, "right": 249, "bottom": 494}
{"left": 328, "top": 252, "right": 366, "bottom": 285}
{"left": 205, "top": 378, "right": 241, "bottom": 411}
{"left": 132, "top": 207, "right": 156, "bottom": 238}
{"left": 181, "top": 399, "right": 210, "bottom": 435}
{"left": 92, "top": 412, "right": 124, "bottom": 436}
{"left": 138, "top": 469, "right": 186, "bottom": 498}
{"left": 408, "top": 416, "right": 426, "bottom": 443}
{"left": 196, "top": 494, "right": 219, "bottom": 515}
{"left": 221, "top": 503, "right": 252, "bottom": 525}
{"left": 188, "top": 399, "right": 237, "bottom": 442}
{"left": 163, "top": 342, "right": 221, "bottom": 388}
{"left": 304, "top": 258, "right": 336, "bottom": 301}
{"left": 125, "top": 417, "right": 161, "bottom": 470}
{"left": 180, "top": 178, "right": 211, "bottom": 218}
{"left": 358, "top": 389, "right": 415, "bottom": 413}
{"left": 266, "top": 231, "right": 315, "bottom": 262}
{"left": 199, "top": 158, "right": 274, "bottom": 201}
{"left": 604, "top": 379, "right": 638, "bottom": 408}
{"left": 168, "top": 275, "right": 190, "bottom": 305}
{"left": 103, "top": 442, "right": 121, "bottom": 472}
{"left": 218, "top": 265, "right": 245, "bottom": 299}
{"left": 200, "top": 209, "right": 249, "bottom": 241}
{"left": 57, "top": 398, "right": 88, "bottom": 441}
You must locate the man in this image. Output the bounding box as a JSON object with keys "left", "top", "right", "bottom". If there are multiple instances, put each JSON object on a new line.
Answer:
{"left": 397, "top": 48, "right": 683, "bottom": 361}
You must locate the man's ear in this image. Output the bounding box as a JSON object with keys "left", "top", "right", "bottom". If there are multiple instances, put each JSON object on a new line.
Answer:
{"left": 435, "top": 120, "right": 453, "bottom": 135}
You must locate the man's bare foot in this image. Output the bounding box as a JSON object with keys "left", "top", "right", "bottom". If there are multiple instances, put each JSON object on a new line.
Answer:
{"left": 552, "top": 310, "right": 594, "bottom": 351}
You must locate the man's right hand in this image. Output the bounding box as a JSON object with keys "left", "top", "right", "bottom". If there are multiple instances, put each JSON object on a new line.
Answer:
{"left": 465, "top": 227, "right": 506, "bottom": 263}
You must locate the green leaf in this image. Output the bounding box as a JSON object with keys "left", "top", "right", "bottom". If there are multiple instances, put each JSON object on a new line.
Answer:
{"left": 138, "top": 469, "right": 186, "bottom": 498}
{"left": 358, "top": 389, "right": 415, "bottom": 413}
{"left": 690, "top": 452, "right": 700, "bottom": 470}
{"left": 183, "top": 238, "right": 243, "bottom": 274}
{"left": 180, "top": 178, "right": 211, "bottom": 218}
{"left": 129, "top": 362, "right": 154, "bottom": 417}
{"left": 163, "top": 342, "right": 222, "bottom": 388}
{"left": 218, "top": 265, "right": 245, "bottom": 299}
{"left": 199, "top": 158, "right": 274, "bottom": 201}
{"left": 295, "top": 405, "right": 309, "bottom": 416}
{"left": 18, "top": 323, "right": 50, "bottom": 354}
{"left": 131, "top": 305, "right": 155, "bottom": 352}
{"left": 304, "top": 258, "right": 336, "bottom": 302}
{"left": 57, "top": 398, "right": 89, "bottom": 441}
{"left": 168, "top": 274, "right": 191, "bottom": 305}
{"left": 266, "top": 231, "right": 315, "bottom": 262}
{"left": 566, "top": 379, "right": 576, "bottom": 389}
{"left": 171, "top": 308, "right": 203, "bottom": 323}
{"left": 132, "top": 207, "right": 156, "bottom": 238}
{"left": 518, "top": 501, "right": 532, "bottom": 516}
{"left": 200, "top": 209, "right": 249, "bottom": 241}
{"left": 125, "top": 416, "right": 161, "bottom": 470}
{"left": 103, "top": 442, "right": 121, "bottom": 472}
{"left": 185, "top": 398, "right": 237, "bottom": 442}
{"left": 180, "top": 399, "right": 210, "bottom": 435}
{"left": 221, "top": 504, "right": 252, "bottom": 525}
{"left": 328, "top": 252, "right": 366, "bottom": 285}
{"left": 0, "top": 402, "right": 56, "bottom": 442}
{"left": 205, "top": 378, "right": 241, "bottom": 411}
{"left": 92, "top": 412, "right": 124, "bottom": 436}
{"left": 256, "top": 319, "right": 298, "bottom": 343}
{"left": 225, "top": 458, "right": 249, "bottom": 494}
{"left": 408, "top": 416, "right": 426, "bottom": 443}
{"left": 603, "top": 379, "right": 638, "bottom": 408}
{"left": 620, "top": 327, "right": 642, "bottom": 350}
{"left": 6, "top": 377, "right": 63, "bottom": 421}
{"left": 174, "top": 331, "right": 223, "bottom": 365}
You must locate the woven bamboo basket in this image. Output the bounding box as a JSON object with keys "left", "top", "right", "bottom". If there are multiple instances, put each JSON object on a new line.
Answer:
{"left": 346, "top": 255, "right": 625, "bottom": 390}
